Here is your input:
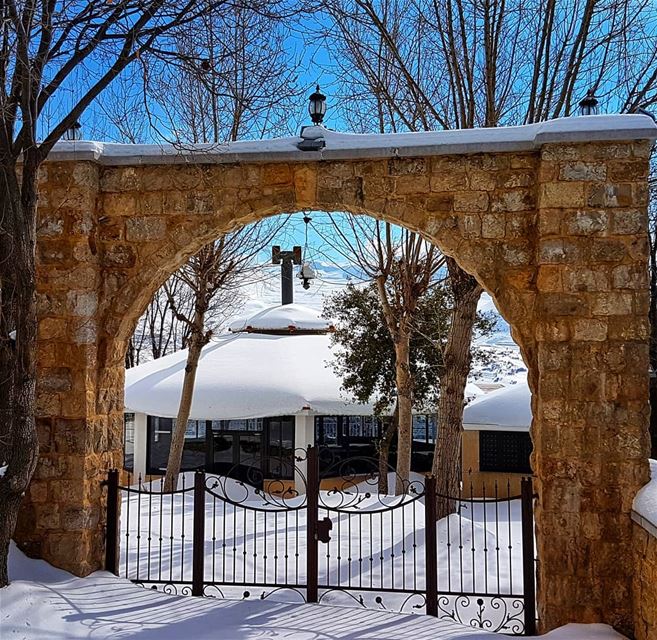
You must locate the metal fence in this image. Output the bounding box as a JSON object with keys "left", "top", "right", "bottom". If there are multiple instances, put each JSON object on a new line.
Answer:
{"left": 104, "top": 446, "right": 536, "bottom": 635}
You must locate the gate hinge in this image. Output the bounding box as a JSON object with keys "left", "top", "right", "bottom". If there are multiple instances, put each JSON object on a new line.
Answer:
{"left": 316, "top": 517, "right": 333, "bottom": 543}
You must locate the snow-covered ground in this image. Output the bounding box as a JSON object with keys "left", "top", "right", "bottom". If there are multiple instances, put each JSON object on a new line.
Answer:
{"left": 2, "top": 541, "right": 627, "bottom": 640}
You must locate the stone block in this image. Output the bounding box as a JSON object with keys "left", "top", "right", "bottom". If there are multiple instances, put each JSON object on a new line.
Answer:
{"left": 565, "top": 210, "right": 608, "bottom": 235}
{"left": 588, "top": 183, "right": 633, "bottom": 208}
{"left": 263, "top": 164, "right": 292, "bottom": 185}
{"left": 467, "top": 170, "right": 496, "bottom": 191}
{"left": 559, "top": 162, "right": 606, "bottom": 182}
{"left": 537, "top": 266, "right": 563, "bottom": 292}
{"left": 66, "top": 291, "right": 98, "bottom": 317}
{"left": 612, "top": 209, "right": 644, "bottom": 235}
{"left": 496, "top": 171, "right": 534, "bottom": 189}
{"left": 591, "top": 292, "right": 634, "bottom": 316}
{"left": 126, "top": 216, "right": 166, "bottom": 241}
{"left": 37, "top": 215, "right": 65, "bottom": 237}
{"left": 425, "top": 193, "right": 454, "bottom": 212}
{"left": 502, "top": 243, "right": 531, "bottom": 266}
{"left": 539, "top": 239, "right": 584, "bottom": 264}
{"left": 590, "top": 239, "right": 627, "bottom": 263}
{"left": 481, "top": 213, "right": 505, "bottom": 238}
{"left": 103, "top": 193, "right": 137, "bottom": 217}
{"left": 540, "top": 293, "right": 589, "bottom": 316}
{"left": 607, "top": 160, "right": 648, "bottom": 182}
{"left": 101, "top": 244, "right": 136, "bottom": 268}
{"left": 388, "top": 157, "right": 426, "bottom": 175}
{"left": 293, "top": 166, "right": 317, "bottom": 206}
{"left": 612, "top": 264, "right": 648, "bottom": 289}
{"left": 454, "top": 191, "right": 489, "bottom": 212}
{"left": 572, "top": 318, "right": 608, "bottom": 342}
{"left": 540, "top": 182, "right": 586, "bottom": 208}
{"left": 459, "top": 214, "right": 481, "bottom": 238}
{"left": 538, "top": 213, "right": 565, "bottom": 242}
{"left": 563, "top": 267, "right": 609, "bottom": 293}
{"left": 430, "top": 172, "right": 467, "bottom": 191}
{"left": 396, "top": 175, "right": 430, "bottom": 194}
{"left": 490, "top": 189, "right": 534, "bottom": 212}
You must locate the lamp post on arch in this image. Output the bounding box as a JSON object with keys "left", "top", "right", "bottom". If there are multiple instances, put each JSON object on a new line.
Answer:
{"left": 298, "top": 85, "right": 328, "bottom": 150}
{"left": 578, "top": 90, "right": 599, "bottom": 116}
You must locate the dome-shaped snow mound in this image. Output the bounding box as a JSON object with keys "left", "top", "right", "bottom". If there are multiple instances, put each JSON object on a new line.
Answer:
{"left": 228, "top": 303, "right": 333, "bottom": 333}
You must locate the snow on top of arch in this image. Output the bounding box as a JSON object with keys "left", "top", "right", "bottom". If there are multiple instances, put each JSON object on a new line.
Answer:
{"left": 47, "top": 114, "right": 657, "bottom": 165}
{"left": 228, "top": 303, "right": 332, "bottom": 333}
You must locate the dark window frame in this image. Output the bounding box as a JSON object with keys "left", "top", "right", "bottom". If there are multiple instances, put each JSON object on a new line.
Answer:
{"left": 479, "top": 430, "right": 532, "bottom": 474}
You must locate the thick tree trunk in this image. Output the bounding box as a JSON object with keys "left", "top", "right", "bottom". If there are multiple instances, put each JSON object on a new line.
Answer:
{"left": 395, "top": 333, "right": 413, "bottom": 494}
{"left": 163, "top": 338, "right": 204, "bottom": 492}
{"left": 0, "top": 165, "right": 41, "bottom": 587}
{"left": 377, "top": 404, "right": 398, "bottom": 494}
{"left": 432, "top": 260, "right": 482, "bottom": 519}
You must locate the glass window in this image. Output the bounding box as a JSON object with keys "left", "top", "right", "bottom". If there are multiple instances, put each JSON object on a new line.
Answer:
{"left": 147, "top": 416, "right": 206, "bottom": 474}
{"left": 428, "top": 415, "right": 437, "bottom": 444}
{"left": 363, "top": 416, "right": 379, "bottom": 439}
{"left": 413, "top": 415, "right": 427, "bottom": 443}
{"left": 479, "top": 431, "right": 532, "bottom": 474}
{"left": 123, "top": 413, "right": 135, "bottom": 471}
{"left": 267, "top": 418, "right": 294, "bottom": 479}
{"left": 147, "top": 416, "right": 173, "bottom": 473}
{"left": 323, "top": 417, "right": 337, "bottom": 444}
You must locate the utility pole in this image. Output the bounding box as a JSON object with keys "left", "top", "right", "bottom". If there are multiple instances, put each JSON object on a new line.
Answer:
{"left": 272, "top": 246, "right": 302, "bottom": 305}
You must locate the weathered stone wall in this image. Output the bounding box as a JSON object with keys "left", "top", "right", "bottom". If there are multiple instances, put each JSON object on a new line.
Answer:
{"left": 18, "top": 141, "right": 653, "bottom": 635}
{"left": 633, "top": 520, "right": 657, "bottom": 640}
{"left": 532, "top": 141, "right": 652, "bottom": 634}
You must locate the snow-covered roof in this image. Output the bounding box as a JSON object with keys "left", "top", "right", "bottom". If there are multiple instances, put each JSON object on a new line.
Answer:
{"left": 47, "top": 114, "right": 656, "bottom": 165}
{"left": 462, "top": 380, "right": 531, "bottom": 432}
{"left": 228, "top": 303, "right": 332, "bottom": 333}
{"left": 633, "top": 459, "right": 657, "bottom": 536}
{"left": 125, "top": 305, "right": 371, "bottom": 419}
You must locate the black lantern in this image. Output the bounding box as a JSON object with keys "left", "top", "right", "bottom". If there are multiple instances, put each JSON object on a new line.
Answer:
{"left": 64, "top": 121, "right": 82, "bottom": 141}
{"left": 578, "top": 90, "right": 599, "bottom": 116}
{"left": 308, "top": 85, "right": 327, "bottom": 125}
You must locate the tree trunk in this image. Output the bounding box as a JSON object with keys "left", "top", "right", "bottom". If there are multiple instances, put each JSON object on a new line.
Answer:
{"left": 432, "top": 260, "right": 482, "bottom": 519}
{"left": 163, "top": 338, "right": 204, "bottom": 492}
{"left": 377, "top": 404, "right": 398, "bottom": 494}
{"left": 395, "top": 332, "right": 413, "bottom": 494}
{"left": 0, "top": 165, "right": 41, "bottom": 587}
{"left": 649, "top": 232, "right": 657, "bottom": 459}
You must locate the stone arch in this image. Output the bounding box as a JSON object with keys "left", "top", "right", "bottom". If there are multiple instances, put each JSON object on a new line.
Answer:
{"left": 23, "top": 129, "right": 655, "bottom": 636}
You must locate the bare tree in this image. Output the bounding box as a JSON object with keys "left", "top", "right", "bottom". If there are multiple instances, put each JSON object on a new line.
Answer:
{"left": 162, "top": 223, "right": 282, "bottom": 491}
{"left": 319, "top": 215, "right": 443, "bottom": 492}
{"left": 0, "top": 0, "right": 297, "bottom": 587}
{"left": 319, "top": 0, "right": 657, "bottom": 515}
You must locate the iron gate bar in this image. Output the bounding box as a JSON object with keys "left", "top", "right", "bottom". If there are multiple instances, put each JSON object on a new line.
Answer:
{"left": 104, "top": 468, "right": 120, "bottom": 575}
{"left": 306, "top": 445, "right": 319, "bottom": 603}
{"left": 192, "top": 470, "right": 206, "bottom": 596}
{"left": 425, "top": 475, "right": 438, "bottom": 617}
{"left": 521, "top": 477, "right": 537, "bottom": 635}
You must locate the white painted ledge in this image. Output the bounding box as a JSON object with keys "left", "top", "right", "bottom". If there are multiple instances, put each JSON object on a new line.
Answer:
{"left": 45, "top": 114, "right": 657, "bottom": 166}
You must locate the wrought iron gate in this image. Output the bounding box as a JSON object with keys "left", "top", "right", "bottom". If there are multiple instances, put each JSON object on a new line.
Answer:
{"left": 105, "top": 446, "right": 536, "bottom": 634}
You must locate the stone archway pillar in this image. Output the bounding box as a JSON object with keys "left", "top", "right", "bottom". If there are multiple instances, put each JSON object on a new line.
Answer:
{"left": 14, "top": 161, "right": 120, "bottom": 575}
{"left": 532, "top": 140, "right": 651, "bottom": 633}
